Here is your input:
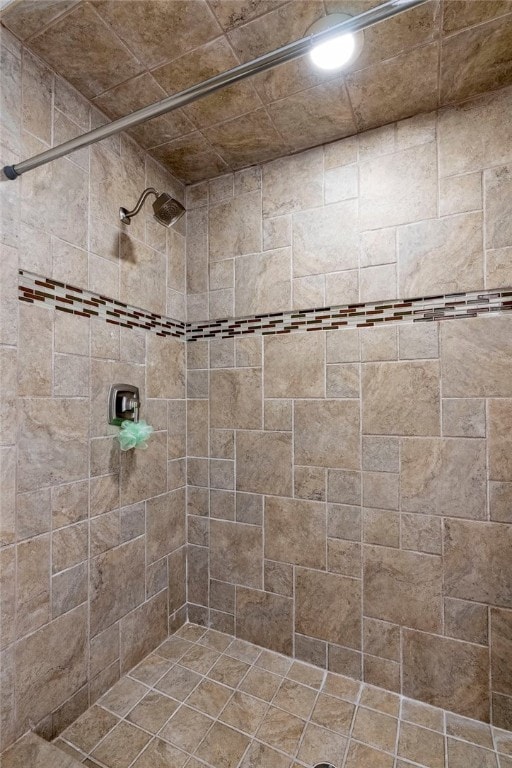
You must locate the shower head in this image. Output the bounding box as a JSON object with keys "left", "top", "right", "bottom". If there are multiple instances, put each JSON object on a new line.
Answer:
{"left": 120, "top": 187, "right": 185, "bottom": 228}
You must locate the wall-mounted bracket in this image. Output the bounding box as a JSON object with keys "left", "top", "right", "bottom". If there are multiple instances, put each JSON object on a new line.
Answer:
{"left": 108, "top": 384, "right": 140, "bottom": 426}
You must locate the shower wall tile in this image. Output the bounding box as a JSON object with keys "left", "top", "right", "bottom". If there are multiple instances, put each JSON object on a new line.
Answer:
{"left": 0, "top": 42, "right": 187, "bottom": 751}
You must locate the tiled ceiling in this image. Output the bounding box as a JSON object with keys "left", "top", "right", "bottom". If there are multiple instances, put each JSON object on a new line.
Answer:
{"left": 2, "top": 0, "right": 512, "bottom": 183}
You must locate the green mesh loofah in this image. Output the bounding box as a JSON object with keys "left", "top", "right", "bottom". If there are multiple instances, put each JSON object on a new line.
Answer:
{"left": 117, "top": 420, "right": 154, "bottom": 451}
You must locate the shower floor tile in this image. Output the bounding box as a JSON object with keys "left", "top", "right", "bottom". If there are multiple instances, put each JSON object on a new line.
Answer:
{"left": 52, "top": 623, "right": 510, "bottom": 768}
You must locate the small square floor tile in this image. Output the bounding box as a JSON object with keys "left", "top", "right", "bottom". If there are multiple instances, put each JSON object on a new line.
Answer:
{"left": 127, "top": 692, "right": 179, "bottom": 733}
{"left": 61, "top": 705, "right": 119, "bottom": 753}
{"left": 91, "top": 721, "right": 151, "bottom": 768}
{"left": 398, "top": 722, "right": 445, "bottom": 768}
{"left": 256, "top": 706, "right": 306, "bottom": 756}
{"left": 131, "top": 738, "right": 188, "bottom": 768}
{"left": 240, "top": 667, "right": 282, "bottom": 702}
{"left": 195, "top": 722, "right": 250, "bottom": 768}
{"left": 159, "top": 706, "right": 213, "bottom": 753}
{"left": 286, "top": 661, "right": 325, "bottom": 689}
{"left": 297, "top": 723, "right": 347, "bottom": 766}
{"left": 219, "top": 691, "right": 269, "bottom": 735}
{"left": 129, "top": 654, "right": 174, "bottom": 686}
{"left": 352, "top": 707, "right": 398, "bottom": 753}
{"left": 310, "top": 693, "right": 355, "bottom": 735}
{"left": 360, "top": 684, "right": 400, "bottom": 716}
{"left": 272, "top": 679, "right": 318, "bottom": 720}
{"left": 207, "top": 656, "right": 251, "bottom": 687}
{"left": 447, "top": 739, "right": 498, "bottom": 768}
{"left": 185, "top": 678, "right": 233, "bottom": 717}
{"left": 99, "top": 677, "right": 149, "bottom": 717}
{"left": 156, "top": 665, "right": 202, "bottom": 701}
{"left": 322, "top": 672, "right": 361, "bottom": 703}
{"left": 345, "top": 742, "right": 395, "bottom": 768}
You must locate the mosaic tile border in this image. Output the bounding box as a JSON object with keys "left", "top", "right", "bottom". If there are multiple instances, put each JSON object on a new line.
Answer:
{"left": 18, "top": 270, "right": 186, "bottom": 338}
{"left": 19, "top": 270, "right": 512, "bottom": 343}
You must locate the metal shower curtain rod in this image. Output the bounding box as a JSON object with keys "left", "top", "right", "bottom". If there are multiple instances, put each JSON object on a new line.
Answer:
{"left": 2, "top": 0, "right": 427, "bottom": 180}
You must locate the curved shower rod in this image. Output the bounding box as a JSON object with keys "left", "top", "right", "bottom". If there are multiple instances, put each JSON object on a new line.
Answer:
{"left": 2, "top": 0, "right": 427, "bottom": 181}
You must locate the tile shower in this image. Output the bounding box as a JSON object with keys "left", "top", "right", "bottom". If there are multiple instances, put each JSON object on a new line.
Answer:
{"left": 1, "top": 22, "right": 511, "bottom": 768}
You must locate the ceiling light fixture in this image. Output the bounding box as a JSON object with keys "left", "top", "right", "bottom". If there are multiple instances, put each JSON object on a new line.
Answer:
{"left": 308, "top": 13, "right": 364, "bottom": 71}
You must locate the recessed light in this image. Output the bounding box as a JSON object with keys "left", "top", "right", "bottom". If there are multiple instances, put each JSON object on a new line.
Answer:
{"left": 308, "top": 13, "right": 364, "bottom": 71}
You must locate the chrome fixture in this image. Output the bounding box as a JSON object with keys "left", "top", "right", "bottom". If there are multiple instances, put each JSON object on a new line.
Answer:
{"left": 2, "top": 0, "right": 427, "bottom": 181}
{"left": 108, "top": 384, "right": 140, "bottom": 426}
{"left": 119, "top": 188, "right": 185, "bottom": 228}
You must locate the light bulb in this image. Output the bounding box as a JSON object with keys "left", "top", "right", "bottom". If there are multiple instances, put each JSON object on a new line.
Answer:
{"left": 310, "top": 33, "right": 356, "bottom": 70}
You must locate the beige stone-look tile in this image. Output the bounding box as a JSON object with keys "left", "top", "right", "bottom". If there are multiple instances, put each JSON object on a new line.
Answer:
{"left": 441, "top": 317, "right": 512, "bottom": 397}
{"left": 18, "top": 397, "right": 89, "bottom": 492}
{"left": 209, "top": 190, "right": 261, "bottom": 261}
{"left": 16, "top": 604, "right": 87, "bottom": 729}
{"left": 294, "top": 465, "right": 325, "bottom": 501}
{"left": 401, "top": 698, "right": 444, "bottom": 731}
{"left": 364, "top": 545, "right": 442, "bottom": 632}
{"left": 195, "top": 721, "right": 250, "bottom": 768}
{"left": 326, "top": 363, "right": 359, "bottom": 398}
{"left": 398, "top": 212, "right": 484, "bottom": 296}
{"left": 446, "top": 738, "right": 498, "bottom": 768}
{"left": 131, "top": 738, "right": 188, "bottom": 768}
{"left": 362, "top": 361, "right": 440, "bottom": 436}
{"left": 491, "top": 607, "right": 512, "bottom": 696}
{"left": 446, "top": 712, "right": 494, "bottom": 748}
{"left": 327, "top": 504, "right": 361, "bottom": 541}
{"left": 51, "top": 480, "right": 88, "bottom": 529}
{"left": 264, "top": 332, "right": 324, "bottom": 398}
{"left": 310, "top": 693, "right": 354, "bottom": 735}
{"left": 364, "top": 655, "right": 400, "bottom": 693}
{"left": 295, "top": 635, "right": 326, "bottom": 670}
{"left": 325, "top": 269, "right": 359, "bottom": 306}
{"left": 256, "top": 706, "right": 306, "bottom": 756}
{"left": 438, "top": 87, "right": 512, "bottom": 178}
{"left": 359, "top": 684, "right": 400, "bottom": 716}
{"left": 401, "top": 513, "right": 442, "bottom": 555}
{"left": 359, "top": 141, "right": 437, "bottom": 230}
{"left": 207, "top": 655, "right": 250, "bottom": 688}
{"left": 352, "top": 706, "right": 398, "bottom": 753}
{"left": 210, "top": 368, "right": 262, "bottom": 430}
{"left": 265, "top": 400, "right": 292, "bottom": 432}
{"left": 219, "top": 690, "right": 268, "bottom": 735}
{"left": 120, "top": 592, "right": 168, "bottom": 673}
{"left": 489, "top": 400, "right": 512, "bottom": 482}
{"left": 264, "top": 497, "right": 326, "bottom": 569}
{"left": 99, "top": 676, "right": 148, "bottom": 717}
{"left": 363, "top": 473, "right": 399, "bottom": 511}
{"left": 363, "top": 508, "right": 399, "bottom": 547}
{"left": 263, "top": 215, "right": 291, "bottom": 252}
{"left": 90, "top": 538, "right": 145, "bottom": 637}
{"left": 235, "top": 248, "right": 291, "bottom": 316}
{"left": 294, "top": 399, "right": 360, "bottom": 469}
{"left": 238, "top": 569, "right": 279, "bottom": 625}
{"left": 363, "top": 617, "right": 400, "bottom": 662}
{"left": 360, "top": 327, "right": 398, "bottom": 363}
{"left": 360, "top": 264, "right": 397, "bottom": 303}
{"left": 52, "top": 561, "right": 88, "bottom": 618}
{"left": 494, "top": 695, "right": 512, "bottom": 731}
{"left": 487, "top": 244, "right": 512, "bottom": 288}
{"left": 62, "top": 703, "right": 119, "bottom": 754}
{"left": 441, "top": 16, "right": 512, "bottom": 105}
{"left": 236, "top": 430, "right": 292, "bottom": 496}
{"left": 296, "top": 568, "right": 361, "bottom": 649}
{"left": 297, "top": 721, "right": 347, "bottom": 764}
{"left": 237, "top": 665, "right": 281, "bottom": 703}
{"left": 210, "top": 520, "right": 262, "bottom": 588}
{"left": 403, "top": 628, "right": 490, "bottom": 721}
{"left": 398, "top": 721, "right": 445, "bottom": 768}
{"left": 185, "top": 678, "right": 232, "bottom": 718}
{"left": 262, "top": 147, "right": 324, "bottom": 218}
{"left": 325, "top": 163, "right": 358, "bottom": 204}
{"left": 272, "top": 678, "right": 317, "bottom": 720}
{"left": 439, "top": 172, "right": 482, "bottom": 217}
{"left": 91, "top": 720, "right": 151, "bottom": 768}
{"left": 146, "top": 490, "right": 185, "bottom": 564}
{"left": 399, "top": 323, "right": 439, "bottom": 361}
{"left": 347, "top": 43, "right": 438, "bottom": 132}
{"left": 360, "top": 227, "right": 396, "bottom": 268}
{"left": 268, "top": 80, "right": 356, "bottom": 152}
{"left": 16, "top": 533, "right": 50, "bottom": 637}
{"left": 156, "top": 664, "right": 202, "bottom": 702}
{"left": 239, "top": 741, "right": 291, "bottom": 768}
{"left": 442, "top": 398, "right": 486, "bottom": 437}
{"left": 159, "top": 705, "right": 213, "bottom": 753}
{"left": 292, "top": 275, "right": 326, "bottom": 309}
{"left": 328, "top": 538, "right": 361, "bottom": 579}
{"left": 444, "top": 519, "right": 512, "bottom": 607}
{"left": 362, "top": 437, "right": 399, "bottom": 474}
{"left": 444, "top": 597, "right": 488, "bottom": 645}
{"left": 205, "top": 108, "right": 287, "bottom": 169}
{"left": 52, "top": 521, "right": 88, "bottom": 574}
{"left": 18, "top": 304, "right": 52, "bottom": 397}
{"left": 494, "top": 727, "right": 512, "bottom": 756}
{"left": 293, "top": 200, "right": 359, "bottom": 277}
{"left": 345, "top": 740, "right": 394, "bottom": 768}
{"left": 236, "top": 586, "right": 293, "bottom": 655}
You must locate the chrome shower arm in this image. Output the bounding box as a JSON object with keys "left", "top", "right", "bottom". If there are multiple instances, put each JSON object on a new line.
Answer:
{"left": 119, "top": 187, "right": 159, "bottom": 224}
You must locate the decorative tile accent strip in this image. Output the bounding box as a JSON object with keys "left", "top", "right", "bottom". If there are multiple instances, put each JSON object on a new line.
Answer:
{"left": 19, "top": 270, "right": 512, "bottom": 343}
{"left": 18, "top": 270, "right": 186, "bottom": 338}
{"left": 187, "top": 288, "right": 512, "bottom": 341}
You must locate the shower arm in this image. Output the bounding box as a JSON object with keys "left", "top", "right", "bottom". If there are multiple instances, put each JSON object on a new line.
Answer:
{"left": 2, "top": 0, "right": 427, "bottom": 180}
{"left": 119, "top": 187, "right": 158, "bottom": 224}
